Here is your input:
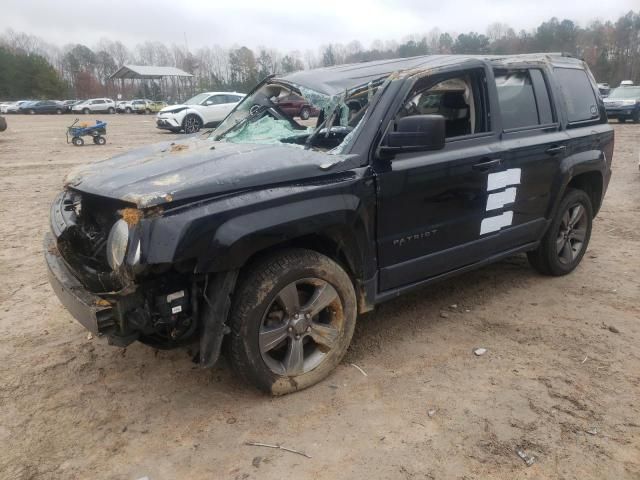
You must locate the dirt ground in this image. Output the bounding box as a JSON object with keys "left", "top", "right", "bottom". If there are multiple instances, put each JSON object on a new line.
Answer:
{"left": 0, "top": 114, "right": 638, "bottom": 480}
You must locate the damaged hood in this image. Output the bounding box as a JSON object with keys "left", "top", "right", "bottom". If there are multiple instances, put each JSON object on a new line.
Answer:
{"left": 65, "top": 137, "right": 353, "bottom": 208}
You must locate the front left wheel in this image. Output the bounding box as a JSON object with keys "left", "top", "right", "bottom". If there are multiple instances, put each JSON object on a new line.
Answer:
{"left": 183, "top": 114, "right": 202, "bottom": 134}
{"left": 228, "top": 249, "right": 357, "bottom": 395}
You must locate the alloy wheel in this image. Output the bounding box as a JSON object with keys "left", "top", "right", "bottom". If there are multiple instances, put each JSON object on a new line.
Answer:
{"left": 556, "top": 202, "right": 588, "bottom": 265}
{"left": 183, "top": 115, "right": 201, "bottom": 133}
{"left": 259, "top": 278, "right": 344, "bottom": 376}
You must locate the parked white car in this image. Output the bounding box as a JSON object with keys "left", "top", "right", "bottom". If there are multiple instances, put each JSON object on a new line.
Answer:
{"left": 156, "top": 92, "right": 244, "bottom": 133}
{"left": 116, "top": 100, "right": 133, "bottom": 113}
{"left": 0, "top": 102, "right": 13, "bottom": 114}
{"left": 3, "top": 100, "right": 31, "bottom": 113}
{"left": 72, "top": 98, "right": 116, "bottom": 114}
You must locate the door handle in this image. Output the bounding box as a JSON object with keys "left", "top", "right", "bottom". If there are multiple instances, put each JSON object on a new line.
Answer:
{"left": 472, "top": 158, "right": 502, "bottom": 171}
{"left": 546, "top": 145, "right": 567, "bottom": 155}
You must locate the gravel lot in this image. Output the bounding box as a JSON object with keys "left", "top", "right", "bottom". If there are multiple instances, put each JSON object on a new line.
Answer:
{"left": 0, "top": 114, "right": 638, "bottom": 480}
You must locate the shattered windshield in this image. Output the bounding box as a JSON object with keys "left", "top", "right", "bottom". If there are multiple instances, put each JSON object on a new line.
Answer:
{"left": 212, "top": 78, "right": 385, "bottom": 154}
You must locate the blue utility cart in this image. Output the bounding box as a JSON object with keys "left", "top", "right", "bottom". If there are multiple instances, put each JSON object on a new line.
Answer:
{"left": 66, "top": 119, "right": 107, "bottom": 146}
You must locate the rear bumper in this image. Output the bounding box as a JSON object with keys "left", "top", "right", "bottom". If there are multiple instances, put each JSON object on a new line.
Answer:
{"left": 45, "top": 233, "right": 116, "bottom": 335}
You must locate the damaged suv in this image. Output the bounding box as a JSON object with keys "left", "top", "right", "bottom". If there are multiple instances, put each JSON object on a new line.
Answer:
{"left": 46, "top": 54, "right": 613, "bottom": 394}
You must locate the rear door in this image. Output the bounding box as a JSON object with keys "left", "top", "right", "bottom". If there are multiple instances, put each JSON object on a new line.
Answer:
{"left": 201, "top": 95, "right": 228, "bottom": 123}
{"left": 488, "top": 66, "right": 568, "bottom": 252}
{"left": 91, "top": 99, "right": 105, "bottom": 112}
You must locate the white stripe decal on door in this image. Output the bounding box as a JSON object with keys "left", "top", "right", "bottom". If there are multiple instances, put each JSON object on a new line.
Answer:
{"left": 486, "top": 187, "right": 517, "bottom": 211}
{"left": 480, "top": 211, "right": 514, "bottom": 235}
{"left": 487, "top": 168, "right": 521, "bottom": 191}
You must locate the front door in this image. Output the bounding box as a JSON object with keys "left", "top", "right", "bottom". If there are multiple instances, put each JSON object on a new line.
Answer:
{"left": 375, "top": 66, "right": 503, "bottom": 291}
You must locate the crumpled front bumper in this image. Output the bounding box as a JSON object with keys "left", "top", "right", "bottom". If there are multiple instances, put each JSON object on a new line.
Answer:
{"left": 44, "top": 232, "right": 116, "bottom": 336}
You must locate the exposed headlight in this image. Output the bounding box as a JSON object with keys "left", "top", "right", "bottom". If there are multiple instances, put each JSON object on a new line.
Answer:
{"left": 107, "top": 219, "right": 129, "bottom": 270}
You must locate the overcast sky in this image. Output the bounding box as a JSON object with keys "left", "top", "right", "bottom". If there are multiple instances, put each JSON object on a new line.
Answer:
{"left": 1, "top": 0, "right": 637, "bottom": 52}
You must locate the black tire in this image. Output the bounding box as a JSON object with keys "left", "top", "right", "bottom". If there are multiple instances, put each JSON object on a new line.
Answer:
{"left": 29, "top": 109, "right": 35, "bottom": 115}
{"left": 632, "top": 109, "right": 640, "bottom": 124}
{"left": 182, "top": 114, "right": 202, "bottom": 134}
{"left": 125, "top": 107, "right": 132, "bottom": 114}
{"left": 83, "top": 108, "right": 90, "bottom": 115}
{"left": 228, "top": 249, "right": 357, "bottom": 395}
{"left": 56, "top": 108, "right": 63, "bottom": 114}
{"left": 93, "top": 136, "right": 106, "bottom": 145}
{"left": 72, "top": 137, "right": 84, "bottom": 146}
{"left": 108, "top": 107, "right": 115, "bottom": 114}
{"left": 619, "top": 118, "right": 626, "bottom": 123}
{"left": 527, "top": 188, "right": 593, "bottom": 276}
{"left": 145, "top": 108, "right": 151, "bottom": 114}
{"left": 300, "top": 107, "right": 311, "bottom": 120}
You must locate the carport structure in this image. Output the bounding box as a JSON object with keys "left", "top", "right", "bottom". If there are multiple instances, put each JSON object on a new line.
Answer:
{"left": 109, "top": 65, "right": 195, "bottom": 103}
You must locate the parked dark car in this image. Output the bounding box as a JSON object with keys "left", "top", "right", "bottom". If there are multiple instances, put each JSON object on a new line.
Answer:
{"left": 21, "top": 100, "right": 65, "bottom": 115}
{"left": 603, "top": 86, "right": 640, "bottom": 123}
{"left": 274, "top": 92, "right": 319, "bottom": 120}
{"left": 46, "top": 53, "right": 613, "bottom": 395}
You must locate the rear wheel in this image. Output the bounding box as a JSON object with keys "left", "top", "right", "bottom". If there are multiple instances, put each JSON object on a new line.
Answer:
{"left": 108, "top": 107, "right": 115, "bottom": 114}
{"left": 83, "top": 108, "right": 90, "bottom": 115}
{"left": 125, "top": 107, "right": 132, "bottom": 114}
{"left": 632, "top": 109, "right": 640, "bottom": 124}
{"left": 56, "top": 108, "right": 63, "bottom": 114}
{"left": 29, "top": 109, "right": 35, "bottom": 115}
{"left": 72, "top": 137, "right": 84, "bottom": 146}
{"left": 300, "top": 107, "right": 311, "bottom": 120}
{"left": 527, "top": 188, "right": 592, "bottom": 276}
{"left": 183, "top": 114, "right": 202, "bottom": 134}
{"left": 228, "top": 249, "right": 357, "bottom": 395}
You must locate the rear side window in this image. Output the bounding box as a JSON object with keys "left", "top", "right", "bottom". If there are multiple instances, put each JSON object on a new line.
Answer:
{"left": 529, "top": 70, "right": 554, "bottom": 124}
{"left": 495, "top": 71, "right": 538, "bottom": 129}
{"left": 554, "top": 68, "right": 599, "bottom": 123}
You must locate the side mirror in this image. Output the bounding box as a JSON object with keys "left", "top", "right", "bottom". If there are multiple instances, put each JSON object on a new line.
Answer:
{"left": 382, "top": 114, "right": 446, "bottom": 153}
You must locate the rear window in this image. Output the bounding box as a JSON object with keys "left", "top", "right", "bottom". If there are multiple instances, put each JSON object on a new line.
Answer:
{"left": 554, "top": 68, "right": 599, "bottom": 123}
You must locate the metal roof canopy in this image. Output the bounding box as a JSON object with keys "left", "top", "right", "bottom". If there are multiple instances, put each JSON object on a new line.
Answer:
{"left": 110, "top": 65, "right": 194, "bottom": 80}
{"left": 278, "top": 53, "right": 579, "bottom": 96}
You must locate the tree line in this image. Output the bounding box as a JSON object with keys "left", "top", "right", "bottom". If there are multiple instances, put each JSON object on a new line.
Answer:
{"left": 0, "top": 10, "right": 638, "bottom": 100}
